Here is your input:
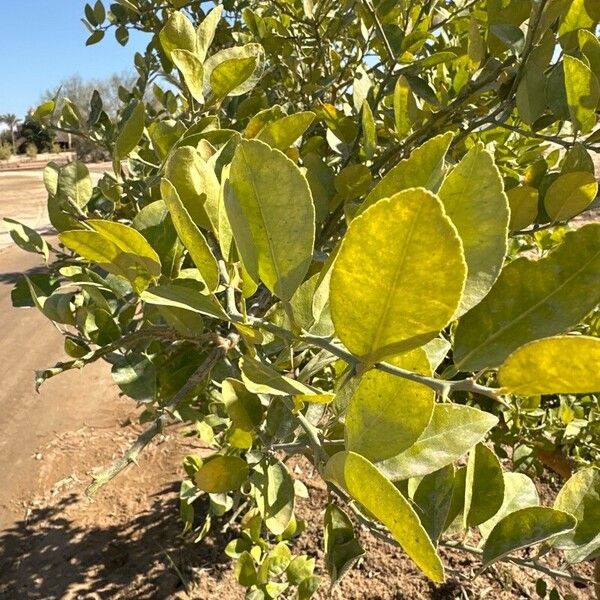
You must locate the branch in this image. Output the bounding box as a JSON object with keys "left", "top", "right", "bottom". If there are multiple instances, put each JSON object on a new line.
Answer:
{"left": 86, "top": 335, "right": 238, "bottom": 496}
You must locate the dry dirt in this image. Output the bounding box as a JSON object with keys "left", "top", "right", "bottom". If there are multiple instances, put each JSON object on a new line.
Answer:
{"left": 0, "top": 168, "right": 596, "bottom": 599}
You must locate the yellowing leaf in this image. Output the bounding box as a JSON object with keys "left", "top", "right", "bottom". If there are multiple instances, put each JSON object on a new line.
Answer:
{"left": 499, "top": 335, "right": 600, "bottom": 395}
{"left": 506, "top": 185, "right": 538, "bottom": 231}
{"left": 159, "top": 10, "right": 197, "bottom": 60}
{"left": 544, "top": 171, "right": 598, "bottom": 222}
{"left": 256, "top": 112, "right": 315, "bottom": 150}
{"left": 454, "top": 223, "right": 600, "bottom": 371}
{"left": 194, "top": 455, "right": 249, "bottom": 493}
{"left": 345, "top": 348, "right": 434, "bottom": 462}
{"left": 196, "top": 4, "right": 223, "bottom": 61}
{"left": 141, "top": 284, "right": 228, "bottom": 320}
{"left": 324, "top": 451, "right": 444, "bottom": 582}
{"left": 172, "top": 49, "right": 204, "bottom": 103}
{"left": 438, "top": 144, "right": 509, "bottom": 316}
{"left": 240, "top": 356, "right": 315, "bottom": 396}
{"left": 161, "top": 179, "right": 219, "bottom": 291}
{"left": 362, "top": 132, "right": 453, "bottom": 212}
{"left": 376, "top": 404, "right": 498, "bottom": 482}
{"left": 115, "top": 102, "right": 145, "bottom": 160}
{"left": 393, "top": 74, "right": 417, "bottom": 137}
{"left": 210, "top": 56, "right": 257, "bottom": 98}
{"left": 252, "top": 458, "right": 295, "bottom": 535}
{"left": 564, "top": 55, "right": 600, "bottom": 133}
{"left": 224, "top": 139, "right": 315, "bottom": 301}
{"left": 204, "top": 44, "right": 264, "bottom": 98}
{"left": 330, "top": 188, "right": 466, "bottom": 363}
{"left": 481, "top": 507, "right": 576, "bottom": 569}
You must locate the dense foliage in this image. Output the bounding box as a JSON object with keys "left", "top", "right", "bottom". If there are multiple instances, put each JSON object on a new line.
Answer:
{"left": 7, "top": 0, "right": 600, "bottom": 596}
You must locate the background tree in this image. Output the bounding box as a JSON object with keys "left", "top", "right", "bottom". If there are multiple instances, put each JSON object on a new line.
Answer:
{"left": 0, "top": 113, "right": 20, "bottom": 154}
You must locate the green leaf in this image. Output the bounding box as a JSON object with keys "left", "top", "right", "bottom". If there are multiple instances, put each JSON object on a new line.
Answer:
{"left": 56, "top": 161, "right": 93, "bottom": 207}
{"left": 438, "top": 144, "right": 509, "bottom": 316}
{"left": 196, "top": 4, "right": 223, "bottom": 61}
{"left": 4, "top": 218, "right": 49, "bottom": 261}
{"left": 221, "top": 378, "right": 264, "bottom": 432}
{"left": 240, "top": 356, "right": 315, "bottom": 396}
{"left": 324, "top": 451, "right": 444, "bottom": 583}
{"left": 464, "top": 443, "right": 505, "bottom": 527}
{"left": 210, "top": 56, "right": 257, "bottom": 98}
{"left": 499, "top": 335, "right": 600, "bottom": 395}
{"left": 86, "top": 29, "right": 105, "bottom": 46}
{"left": 140, "top": 284, "right": 228, "bottom": 320}
{"left": 111, "top": 354, "right": 156, "bottom": 401}
{"left": 516, "top": 68, "right": 547, "bottom": 125}
{"left": 234, "top": 552, "right": 257, "bottom": 587}
{"left": 194, "top": 455, "right": 249, "bottom": 493}
{"left": 323, "top": 503, "right": 365, "bottom": 586}
{"left": 334, "top": 164, "right": 372, "bottom": 201}
{"left": 412, "top": 465, "right": 455, "bottom": 542}
{"left": 454, "top": 223, "right": 600, "bottom": 371}
{"left": 544, "top": 171, "right": 598, "bottom": 222}
{"left": 376, "top": 404, "right": 498, "bottom": 482}
{"left": 479, "top": 473, "right": 539, "bottom": 540}
{"left": 506, "top": 185, "right": 538, "bottom": 231}
{"left": 393, "top": 74, "right": 417, "bottom": 137}
{"left": 579, "top": 29, "right": 600, "bottom": 76}
{"left": 161, "top": 179, "right": 219, "bottom": 291}
{"left": 330, "top": 188, "right": 466, "bottom": 363}
{"left": 561, "top": 142, "right": 595, "bottom": 174}
{"left": 553, "top": 467, "right": 600, "bottom": 563}
{"left": 297, "top": 576, "right": 321, "bottom": 599}
{"left": 361, "top": 102, "right": 377, "bottom": 161}
{"left": 362, "top": 132, "right": 453, "bottom": 211}
{"left": 255, "top": 112, "right": 315, "bottom": 150}
{"left": 159, "top": 10, "right": 197, "bottom": 60}
{"left": 564, "top": 55, "right": 600, "bottom": 133}
{"left": 345, "top": 348, "right": 434, "bottom": 462}
{"left": 115, "top": 102, "right": 145, "bottom": 160}
{"left": 204, "top": 44, "right": 264, "bottom": 98}
{"left": 252, "top": 459, "right": 295, "bottom": 535}
{"left": 481, "top": 507, "right": 576, "bottom": 569}
{"left": 224, "top": 139, "right": 315, "bottom": 300}
{"left": 172, "top": 49, "right": 204, "bottom": 103}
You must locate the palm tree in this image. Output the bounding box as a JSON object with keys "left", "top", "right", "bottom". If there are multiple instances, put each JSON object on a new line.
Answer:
{"left": 0, "top": 113, "right": 21, "bottom": 154}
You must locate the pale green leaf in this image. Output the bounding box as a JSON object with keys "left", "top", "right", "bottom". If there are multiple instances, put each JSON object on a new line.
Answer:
{"left": 438, "top": 144, "right": 509, "bottom": 316}
{"left": 140, "top": 284, "right": 228, "bottom": 320}
{"left": 256, "top": 112, "right": 315, "bottom": 150}
{"left": 210, "top": 56, "right": 257, "bottom": 98}
{"left": 172, "top": 49, "right": 204, "bottom": 103}
{"left": 204, "top": 44, "right": 264, "bottom": 98}
{"left": 393, "top": 74, "right": 417, "bottom": 138}
{"left": 159, "top": 10, "right": 197, "bottom": 60}
{"left": 161, "top": 179, "right": 219, "bottom": 291}
{"left": 481, "top": 507, "right": 576, "bottom": 569}
{"left": 197, "top": 4, "right": 223, "bottom": 61}
{"left": 413, "top": 465, "right": 455, "bottom": 541}
{"left": 324, "top": 451, "right": 444, "bottom": 582}
{"left": 516, "top": 68, "right": 547, "bottom": 124}
{"left": 506, "top": 185, "right": 538, "bottom": 231}
{"left": 376, "top": 404, "right": 498, "bottom": 482}
{"left": 240, "top": 356, "right": 315, "bottom": 396}
{"left": 115, "top": 102, "right": 145, "bottom": 160}
{"left": 454, "top": 223, "right": 600, "bottom": 371}
{"left": 564, "top": 55, "right": 600, "bottom": 133}
{"left": 345, "top": 348, "right": 434, "bottom": 462}
{"left": 578, "top": 29, "right": 600, "bottom": 76}
{"left": 252, "top": 459, "right": 295, "bottom": 535}
{"left": 224, "top": 139, "right": 315, "bottom": 300}
{"left": 4, "top": 218, "right": 49, "bottom": 261}
{"left": 544, "top": 171, "right": 598, "bottom": 222}
{"left": 330, "top": 188, "right": 466, "bottom": 363}
{"left": 499, "top": 335, "right": 600, "bottom": 395}
{"left": 361, "top": 101, "right": 377, "bottom": 161}
{"left": 56, "top": 161, "right": 93, "bottom": 207}
{"left": 221, "top": 378, "right": 264, "bottom": 432}
{"left": 362, "top": 132, "right": 453, "bottom": 212}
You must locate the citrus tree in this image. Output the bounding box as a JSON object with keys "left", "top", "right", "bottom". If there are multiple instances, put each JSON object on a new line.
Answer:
{"left": 6, "top": 0, "right": 600, "bottom": 596}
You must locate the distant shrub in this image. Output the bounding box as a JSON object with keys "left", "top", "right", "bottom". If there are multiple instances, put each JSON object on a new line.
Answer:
{"left": 25, "top": 143, "right": 38, "bottom": 159}
{"left": 0, "top": 142, "right": 12, "bottom": 160}
{"left": 51, "top": 142, "right": 62, "bottom": 154}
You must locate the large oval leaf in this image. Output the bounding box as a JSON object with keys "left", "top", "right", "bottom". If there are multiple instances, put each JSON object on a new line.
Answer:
{"left": 345, "top": 348, "right": 434, "bottom": 462}
{"left": 376, "top": 404, "right": 498, "bottom": 481}
{"left": 438, "top": 144, "right": 509, "bottom": 316}
{"left": 256, "top": 112, "right": 315, "bottom": 150}
{"left": 330, "top": 188, "right": 466, "bottom": 363}
{"left": 454, "top": 223, "right": 600, "bottom": 371}
{"left": 481, "top": 507, "right": 576, "bottom": 569}
{"left": 224, "top": 139, "right": 315, "bottom": 300}
{"left": 203, "top": 44, "right": 264, "bottom": 98}
{"left": 553, "top": 466, "right": 600, "bottom": 562}
{"left": 194, "top": 455, "right": 249, "bottom": 493}
{"left": 499, "top": 335, "right": 600, "bottom": 395}
{"left": 159, "top": 10, "right": 197, "bottom": 60}
{"left": 324, "top": 451, "right": 444, "bottom": 582}
{"left": 544, "top": 171, "right": 598, "bottom": 222}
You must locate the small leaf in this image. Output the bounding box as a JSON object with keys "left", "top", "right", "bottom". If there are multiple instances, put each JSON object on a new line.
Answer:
{"left": 499, "top": 335, "right": 600, "bottom": 395}
{"left": 376, "top": 404, "right": 498, "bottom": 482}
{"left": 345, "top": 348, "right": 434, "bottom": 462}
{"left": 194, "top": 455, "right": 249, "bottom": 493}
{"left": 544, "top": 171, "right": 598, "bottom": 222}
{"left": 324, "top": 451, "right": 444, "bottom": 582}
{"left": 252, "top": 459, "right": 295, "bottom": 535}
{"left": 221, "top": 378, "right": 264, "bottom": 431}
{"left": 393, "top": 74, "right": 417, "bottom": 137}
{"left": 4, "top": 218, "right": 49, "bottom": 261}
{"left": 330, "top": 188, "right": 466, "bottom": 363}
{"left": 481, "top": 507, "right": 576, "bottom": 569}
{"left": 224, "top": 139, "right": 315, "bottom": 301}
{"left": 240, "top": 356, "right": 315, "bottom": 396}
{"left": 115, "top": 102, "right": 145, "bottom": 160}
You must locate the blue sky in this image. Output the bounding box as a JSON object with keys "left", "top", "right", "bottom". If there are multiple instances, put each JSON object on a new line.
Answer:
{"left": 0, "top": 2, "right": 149, "bottom": 117}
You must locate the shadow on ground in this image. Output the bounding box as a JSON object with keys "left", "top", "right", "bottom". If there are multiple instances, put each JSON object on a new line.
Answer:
{"left": 0, "top": 483, "right": 232, "bottom": 599}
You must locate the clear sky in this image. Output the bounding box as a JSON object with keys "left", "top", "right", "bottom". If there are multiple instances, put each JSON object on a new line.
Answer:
{"left": 0, "top": 1, "right": 149, "bottom": 117}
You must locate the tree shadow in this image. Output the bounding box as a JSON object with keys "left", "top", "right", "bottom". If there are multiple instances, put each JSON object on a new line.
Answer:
{"left": 0, "top": 483, "right": 234, "bottom": 599}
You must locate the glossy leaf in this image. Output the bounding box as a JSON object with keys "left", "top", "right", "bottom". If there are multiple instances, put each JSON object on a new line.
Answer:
{"left": 224, "top": 139, "right": 315, "bottom": 300}
{"left": 345, "top": 348, "right": 434, "bottom": 462}
{"left": 376, "top": 404, "right": 498, "bottom": 482}
{"left": 330, "top": 188, "right": 466, "bottom": 363}
{"left": 544, "top": 171, "right": 598, "bottom": 222}
{"left": 363, "top": 132, "right": 453, "bottom": 211}
{"left": 454, "top": 223, "right": 600, "bottom": 371}
{"left": 256, "top": 112, "right": 315, "bottom": 150}
{"left": 194, "top": 455, "right": 249, "bottom": 493}
{"left": 161, "top": 179, "right": 219, "bottom": 291}
{"left": 324, "top": 451, "right": 444, "bottom": 582}
{"left": 506, "top": 185, "right": 538, "bottom": 231}
{"left": 481, "top": 507, "right": 576, "bottom": 569}
{"left": 438, "top": 144, "right": 509, "bottom": 316}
